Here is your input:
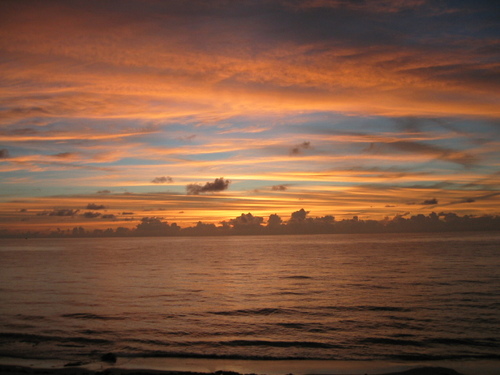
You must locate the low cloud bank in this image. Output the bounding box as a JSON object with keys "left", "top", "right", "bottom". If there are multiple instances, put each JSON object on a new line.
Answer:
{"left": 86, "top": 203, "right": 106, "bottom": 210}
{"left": 8, "top": 209, "right": 500, "bottom": 238}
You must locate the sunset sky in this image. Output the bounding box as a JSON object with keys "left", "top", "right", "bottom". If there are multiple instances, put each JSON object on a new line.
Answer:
{"left": 1, "top": 0, "right": 499, "bottom": 233}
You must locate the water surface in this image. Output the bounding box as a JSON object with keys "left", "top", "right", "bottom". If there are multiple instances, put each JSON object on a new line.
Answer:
{"left": 0, "top": 232, "right": 499, "bottom": 370}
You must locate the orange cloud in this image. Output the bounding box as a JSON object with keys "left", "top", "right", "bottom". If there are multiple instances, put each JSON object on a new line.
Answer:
{"left": 1, "top": 1, "right": 498, "bottom": 119}
{"left": 0, "top": 1, "right": 498, "bottom": 234}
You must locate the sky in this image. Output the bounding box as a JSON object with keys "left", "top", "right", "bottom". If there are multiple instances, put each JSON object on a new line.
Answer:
{"left": 0, "top": 0, "right": 499, "bottom": 233}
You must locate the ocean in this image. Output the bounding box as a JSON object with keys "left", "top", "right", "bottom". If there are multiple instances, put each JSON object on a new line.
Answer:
{"left": 0, "top": 232, "right": 499, "bottom": 374}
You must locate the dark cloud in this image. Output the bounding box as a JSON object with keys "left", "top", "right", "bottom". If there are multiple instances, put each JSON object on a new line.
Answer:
{"left": 52, "top": 152, "right": 75, "bottom": 159}
{"left": 465, "top": 192, "right": 500, "bottom": 202}
{"left": 186, "top": 177, "right": 231, "bottom": 195}
{"left": 229, "top": 213, "right": 264, "bottom": 227}
{"left": 421, "top": 198, "right": 438, "bottom": 205}
{"left": 97, "top": 190, "right": 111, "bottom": 194}
{"left": 290, "top": 208, "right": 309, "bottom": 221}
{"left": 403, "top": 63, "right": 500, "bottom": 91}
{"left": 86, "top": 203, "right": 106, "bottom": 210}
{"left": 82, "top": 211, "right": 101, "bottom": 218}
{"left": 228, "top": 213, "right": 265, "bottom": 234}
{"left": 136, "top": 217, "right": 171, "bottom": 233}
{"left": 36, "top": 0, "right": 494, "bottom": 51}
{"left": 0, "top": 149, "right": 9, "bottom": 158}
{"left": 271, "top": 184, "right": 288, "bottom": 191}
{"left": 434, "top": 192, "right": 500, "bottom": 208}
{"left": 365, "top": 139, "right": 477, "bottom": 167}
{"left": 152, "top": 176, "right": 174, "bottom": 184}
{"left": 290, "top": 141, "right": 311, "bottom": 155}
{"left": 267, "top": 213, "right": 283, "bottom": 228}
{"left": 286, "top": 0, "right": 430, "bottom": 13}
{"left": 37, "top": 209, "right": 79, "bottom": 216}
{"left": 6, "top": 207, "right": 500, "bottom": 237}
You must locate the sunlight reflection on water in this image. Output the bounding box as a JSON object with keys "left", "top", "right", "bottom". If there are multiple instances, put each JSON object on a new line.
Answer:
{"left": 0, "top": 232, "right": 499, "bottom": 365}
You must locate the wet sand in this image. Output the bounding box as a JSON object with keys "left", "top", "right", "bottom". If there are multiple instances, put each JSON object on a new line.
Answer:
{"left": 0, "top": 364, "right": 464, "bottom": 375}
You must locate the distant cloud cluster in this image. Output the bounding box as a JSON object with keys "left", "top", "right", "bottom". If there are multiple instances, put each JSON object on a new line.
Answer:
{"left": 271, "top": 185, "right": 288, "bottom": 191}
{"left": 364, "top": 137, "right": 477, "bottom": 167}
{"left": 37, "top": 209, "right": 79, "bottom": 216}
{"left": 229, "top": 213, "right": 264, "bottom": 228}
{"left": 52, "top": 152, "right": 75, "bottom": 159}
{"left": 290, "top": 208, "right": 309, "bottom": 221}
{"left": 9, "top": 209, "right": 500, "bottom": 238}
{"left": 86, "top": 203, "right": 106, "bottom": 210}
{"left": 82, "top": 211, "right": 101, "bottom": 218}
{"left": 186, "top": 177, "right": 231, "bottom": 195}
{"left": 421, "top": 198, "right": 438, "bottom": 205}
{"left": 290, "top": 142, "right": 311, "bottom": 155}
{"left": 0, "top": 149, "right": 9, "bottom": 158}
{"left": 151, "top": 176, "right": 174, "bottom": 184}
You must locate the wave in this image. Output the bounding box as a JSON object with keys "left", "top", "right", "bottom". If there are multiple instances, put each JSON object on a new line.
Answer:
{"left": 389, "top": 353, "right": 500, "bottom": 361}
{"left": 111, "top": 349, "right": 500, "bottom": 362}
{"left": 322, "top": 305, "right": 411, "bottom": 312}
{"left": 3, "top": 331, "right": 499, "bottom": 363}
{"left": 209, "top": 305, "right": 412, "bottom": 318}
{"left": 118, "top": 350, "right": 319, "bottom": 361}
{"left": 209, "top": 308, "right": 295, "bottom": 316}
{"left": 360, "top": 337, "right": 424, "bottom": 346}
{"left": 359, "top": 336, "right": 500, "bottom": 349}
{"left": 14, "top": 314, "right": 47, "bottom": 321}
{"left": 272, "top": 291, "right": 308, "bottom": 295}
{"left": 0, "top": 332, "right": 113, "bottom": 345}
{"left": 61, "top": 313, "right": 126, "bottom": 320}
{"left": 426, "top": 337, "right": 499, "bottom": 348}
{"left": 281, "top": 275, "right": 313, "bottom": 279}
{"left": 219, "top": 339, "right": 340, "bottom": 349}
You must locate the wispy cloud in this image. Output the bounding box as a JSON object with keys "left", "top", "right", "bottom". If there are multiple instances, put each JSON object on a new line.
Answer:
{"left": 290, "top": 141, "right": 312, "bottom": 156}
{"left": 364, "top": 140, "right": 478, "bottom": 167}
{"left": 151, "top": 176, "right": 174, "bottom": 184}
{"left": 271, "top": 185, "right": 288, "bottom": 191}
{"left": 0, "top": 0, "right": 498, "bottom": 232}
{"left": 86, "top": 203, "right": 106, "bottom": 210}
{"left": 1, "top": 1, "right": 498, "bottom": 118}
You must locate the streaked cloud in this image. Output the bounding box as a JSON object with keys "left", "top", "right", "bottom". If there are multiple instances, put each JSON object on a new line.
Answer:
{"left": 420, "top": 198, "right": 438, "bottom": 205}
{"left": 151, "top": 176, "right": 174, "bottom": 184}
{"left": 272, "top": 185, "right": 288, "bottom": 191}
{"left": 86, "top": 203, "right": 106, "bottom": 210}
{"left": 0, "top": 0, "right": 498, "bottom": 233}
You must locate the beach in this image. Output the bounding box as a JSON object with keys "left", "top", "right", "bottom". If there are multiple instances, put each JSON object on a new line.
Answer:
{"left": 0, "top": 364, "right": 466, "bottom": 375}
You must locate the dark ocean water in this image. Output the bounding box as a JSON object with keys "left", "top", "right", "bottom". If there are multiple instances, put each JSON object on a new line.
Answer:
{"left": 0, "top": 232, "right": 499, "bottom": 367}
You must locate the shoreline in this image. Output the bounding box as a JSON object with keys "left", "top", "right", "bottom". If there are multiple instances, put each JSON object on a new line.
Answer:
{"left": 2, "top": 357, "right": 499, "bottom": 375}
{"left": 0, "top": 364, "right": 467, "bottom": 375}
